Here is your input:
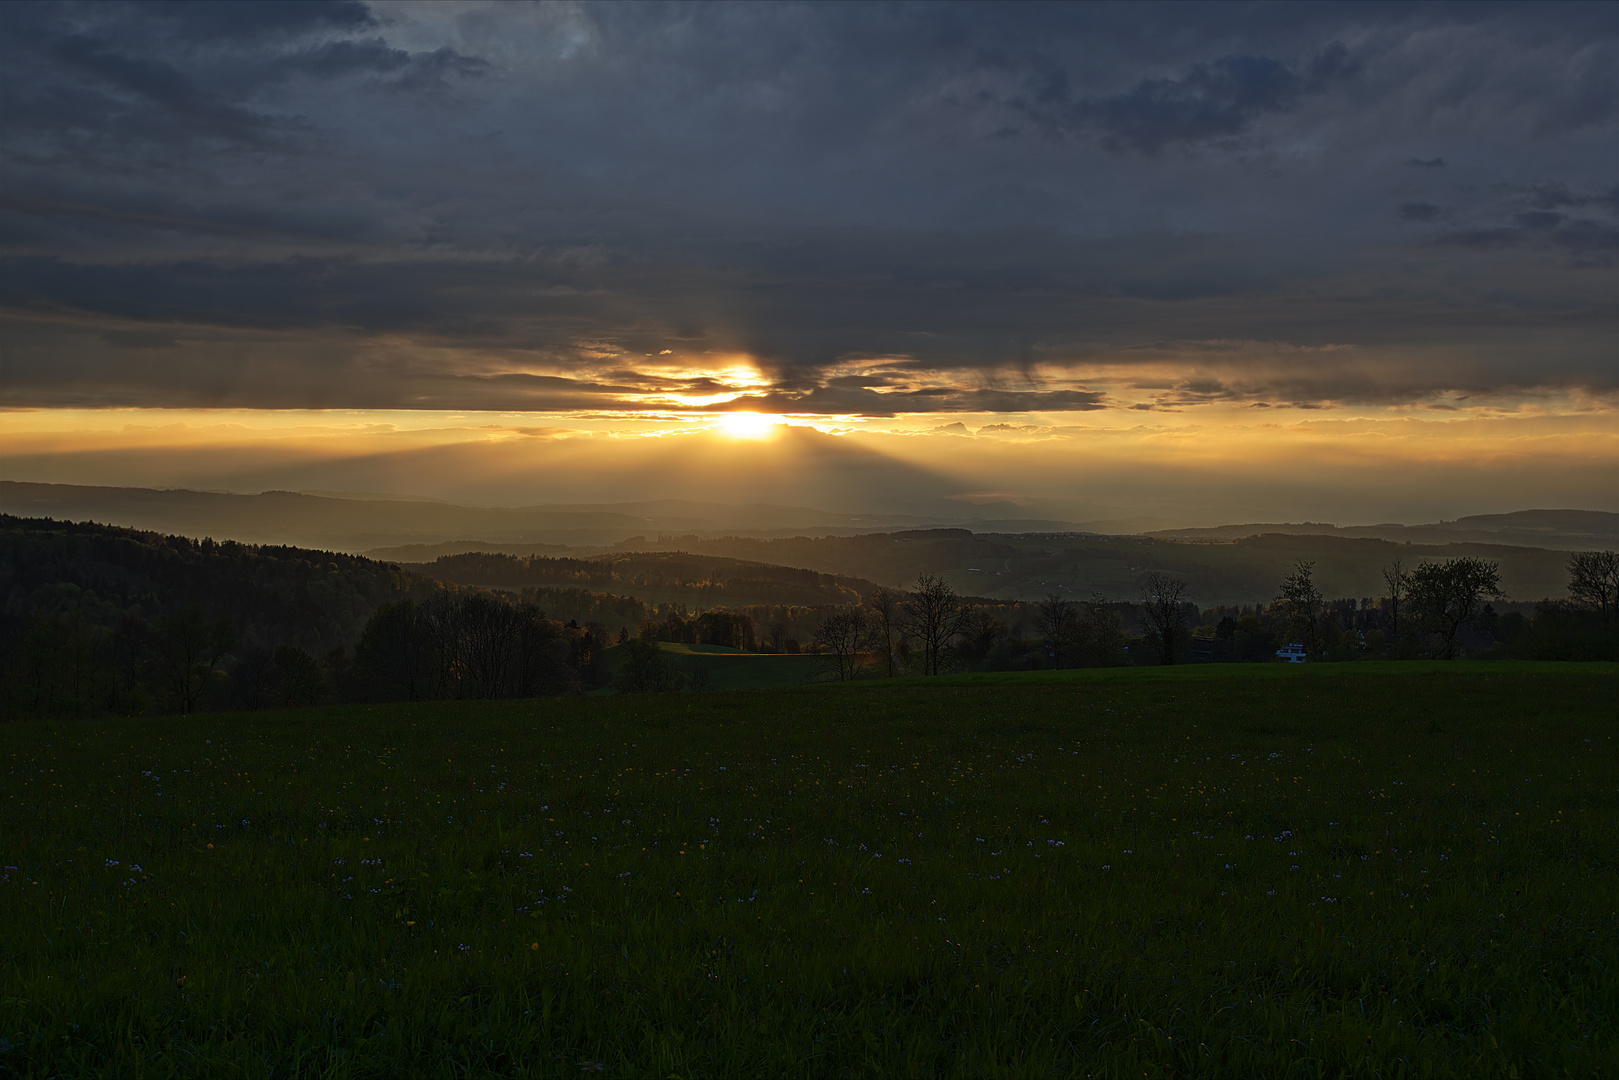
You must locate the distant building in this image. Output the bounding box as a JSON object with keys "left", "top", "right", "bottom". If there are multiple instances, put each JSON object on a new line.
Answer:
{"left": 1275, "top": 643, "right": 1307, "bottom": 663}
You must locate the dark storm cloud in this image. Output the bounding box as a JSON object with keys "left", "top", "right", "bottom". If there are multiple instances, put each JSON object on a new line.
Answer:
{"left": 47, "top": 32, "right": 278, "bottom": 141}
{"left": 1052, "top": 44, "right": 1356, "bottom": 153}
{"left": 1425, "top": 181, "right": 1619, "bottom": 266}
{"left": 0, "top": 0, "right": 482, "bottom": 154}
{"left": 1, "top": 1, "right": 1615, "bottom": 413}
{"left": 1398, "top": 203, "right": 1444, "bottom": 223}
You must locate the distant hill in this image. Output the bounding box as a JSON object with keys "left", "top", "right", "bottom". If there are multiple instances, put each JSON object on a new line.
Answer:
{"left": 0, "top": 482, "right": 935, "bottom": 551}
{"left": 615, "top": 530, "right": 1582, "bottom": 606}
{"left": 0, "top": 482, "right": 657, "bottom": 550}
{"left": 5, "top": 481, "right": 1609, "bottom": 556}
{"left": 609, "top": 532, "right": 1024, "bottom": 592}
{"left": 1145, "top": 509, "right": 1618, "bottom": 551}
{"left": 402, "top": 550, "right": 880, "bottom": 609}
{"left": 0, "top": 515, "right": 430, "bottom": 656}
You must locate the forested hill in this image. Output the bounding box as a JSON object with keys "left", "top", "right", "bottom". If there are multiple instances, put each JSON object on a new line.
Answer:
{"left": 610, "top": 530, "right": 1579, "bottom": 604}
{"left": 0, "top": 516, "right": 433, "bottom": 656}
{"left": 403, "top": 551, "right": 878, "bottom": 608}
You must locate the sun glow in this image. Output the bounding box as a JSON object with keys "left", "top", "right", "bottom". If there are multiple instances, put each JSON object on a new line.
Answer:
{"left": 716, "top": 412, "right": 781, "bottom": 439}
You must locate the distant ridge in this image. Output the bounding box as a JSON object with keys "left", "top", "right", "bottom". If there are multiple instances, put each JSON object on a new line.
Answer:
{"left": 1143, "top": 510, "right": 1618, "bottom": 552}
{"left": 0, "top": 482, "right": 935, "bottom": 552}
{"left": 1, "top": 481, "right": 1611, "bottom": 555}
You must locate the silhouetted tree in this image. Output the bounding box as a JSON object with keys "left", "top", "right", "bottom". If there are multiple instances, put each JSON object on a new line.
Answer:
{"left": 151, "top": 606, "right": 235, "bottom": 712}
{"left": 1140, "top": 572, "right": 1190, "bottom": 665}
{"left": 1407, "top": 557, "right": 1504, "bottom": 659}
{"left": 1233, "top": 614, "right": 1277, "bottom": 662}
{"left": 903, "top": 574, "right": 972, "bottom": 675}
{"left": 813, "top": 608, "right": 869, "bottom": 681}
{"left": 273, "top": 645, "right": 325, "bottom": 707}
{"left": 5, "top": 612, "right": 104, "bottom": 718}
{"left": 354, "top": 599, "right": 435, "bottom": 701}
{"left": 867, "top": 587, "right": 902, "bottom": 677}
{"left": 612, "top": 637, "right": 686, "bottom": 693}
{"left": 1080, "top": 595, "right": 1131, "bottom": 666}
{"left": 1380, "top": 559, "right": 1410, "bottom": 644}
{"left": 694, "top": 610, "right": 756, "bottom": 650}
{"left": 354, "top": 593, "right": 571, "bottom": 701}
{"left": 956, "top": 609, "right": 1007, "bottom": 663}
{"left": 1036, "top": 592, "right": 1081, "bottom": 668}
{"left": 568, "top": 621, "right": 611, "bottom": 688}
{"left": 1215, "top": 615, "right": 1238, "bottom": 659}
{"left": 1276, "top": 561, "right": 1324, "bottom": 660}
{"left": 1567, "top": 550, "right": 1619, "bottom": 625}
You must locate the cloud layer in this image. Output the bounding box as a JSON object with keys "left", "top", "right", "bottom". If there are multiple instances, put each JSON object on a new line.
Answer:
{"left": 1, "top": 1, "right": 1615, "bottom": 416}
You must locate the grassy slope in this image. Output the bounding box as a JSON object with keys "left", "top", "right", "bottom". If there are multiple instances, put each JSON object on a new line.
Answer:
{"left": 599, "top": 640, "right": 825, "bottom": 692}
{"left": 2, "top": 664, "right": 1614, "bottom": 1077}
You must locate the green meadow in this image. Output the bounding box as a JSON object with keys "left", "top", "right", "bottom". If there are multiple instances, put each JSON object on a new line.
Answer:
{"left": 2, "top": 663, "right": 1614, "bottom": 1078}
{"left": 599, "top": 641, "right": 825, "bottom": 693}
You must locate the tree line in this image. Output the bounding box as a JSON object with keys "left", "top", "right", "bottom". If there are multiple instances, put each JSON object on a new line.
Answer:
{"left": 795, "top": 551, "right": 1617, "bottom": 683}
{"left": 799, "top": 574, "right": 1132, "bottom": 682}
{"left": 0, "top": 518, "right": 619, "bottom": 717}
{"left": 409, "top": 550, "right": 869, "bottom": 607}
{"left": 1141, "top": 552, "right": 1616, "bottom": 666}
{"left": 5, "top": 515, "right": 1611, "bottom": 713}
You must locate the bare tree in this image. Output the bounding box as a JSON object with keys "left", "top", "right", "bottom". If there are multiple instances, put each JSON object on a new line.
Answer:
{"left": 957, "top": 609, "right": 1007, "bottom": 662}
{"left": 1035, "top": 592, "right": 1078, "bottom": 667}
{"left": 1079, "top": 593, "right": 1129, "bottom": 666}
{"left": 461, "top": 592, "right": 522, "bottom": 698}
{"left": 151, "top": 606, "right": 236, "bottom": 712}
{"left": 903, "top": 573, "right": 972, "bottom": 675}
{"left": 1567, "top": 550, "right": 1619, "bottom": 624}
{"left": 1277, "top": 561, "right": 1325, "bottom": 660}
{"left": 867, "top": 587, "right": 901, "bottom": 677}
{"left": 1140, "top": 572, "right": 1190, "bottom": 665}
{"left": 1407, "top": 557, "right": 1504, "bottom": 659}
{"left": 1380, "top": 559, "right": 1409, "bottom": 641}
{"left": 813, "top": 608, "right": 869, "bottom": 681}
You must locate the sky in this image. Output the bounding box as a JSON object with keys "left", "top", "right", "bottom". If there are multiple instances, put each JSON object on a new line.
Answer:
{"left": 1, "top": 1, "right": 1615, "bottom": 525}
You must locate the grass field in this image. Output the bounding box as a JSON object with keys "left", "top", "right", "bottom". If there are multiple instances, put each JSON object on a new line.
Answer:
{"left": 2, "top": 663, "right": 1614, "bottom": 1077}
{"left": 598, "top": 641, "right": 826, "bottom": 692}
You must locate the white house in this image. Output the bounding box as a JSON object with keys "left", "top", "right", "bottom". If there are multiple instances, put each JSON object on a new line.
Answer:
{"left": 1275, "top": 643, "right": 1308, "bottom": 663}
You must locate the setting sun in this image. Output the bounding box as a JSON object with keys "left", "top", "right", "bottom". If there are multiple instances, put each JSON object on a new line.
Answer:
{"left": 716, "top": 412, "right": 781, "bottom": 439}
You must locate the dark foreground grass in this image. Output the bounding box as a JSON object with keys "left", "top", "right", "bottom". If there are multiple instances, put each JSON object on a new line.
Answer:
{"left": 599, "top": 641, "right": 826, "bottom": 692}
{"left": 2, "top": 663, "right": 1614, "bottom": 1078}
